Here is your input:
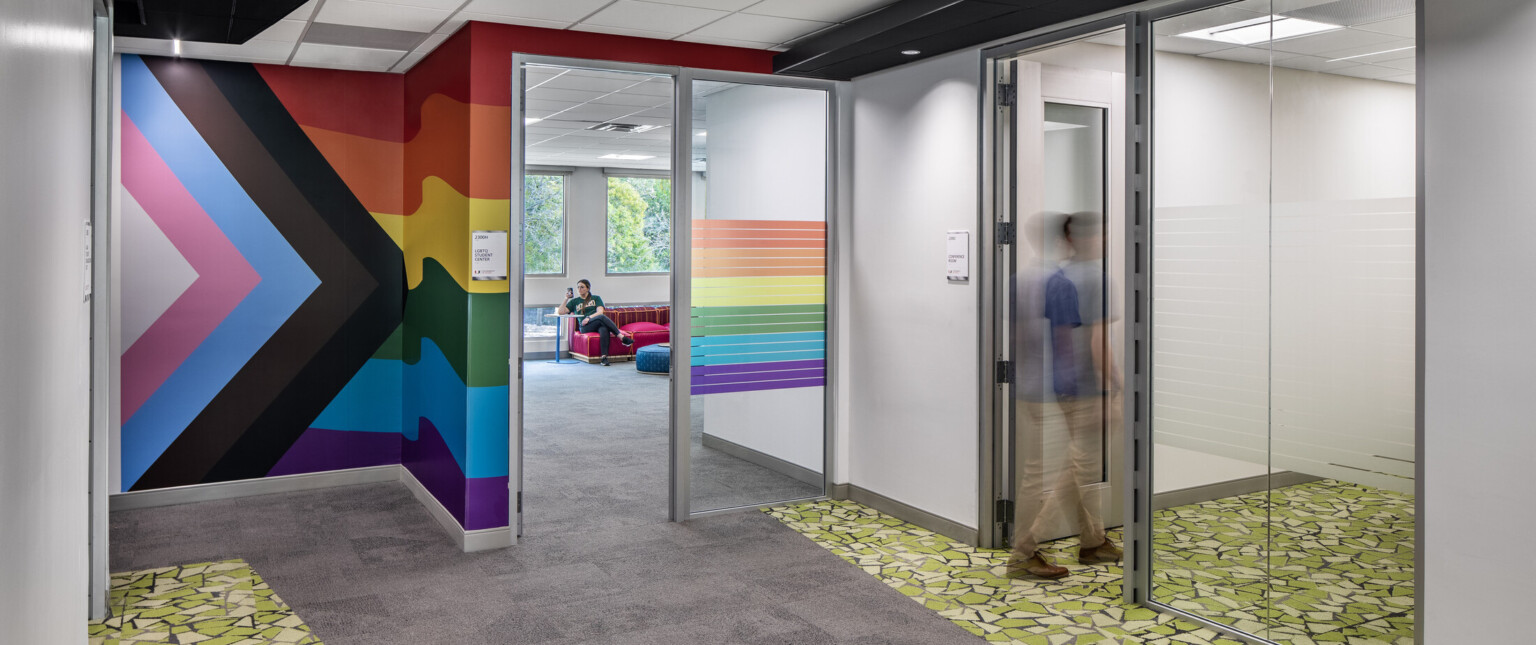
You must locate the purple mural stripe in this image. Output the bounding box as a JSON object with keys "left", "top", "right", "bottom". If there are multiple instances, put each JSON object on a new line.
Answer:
{"left": 690, "top": 378, "right": 825, "bottom": 396}
{"left": 403, "top": 418, "right": 465, "bottom": 527}
{"left": 693, "top": 368, "right": 825, "bottom": 386}
{"left": 464, "top": 476, "right": 510, "bottom": 531}
{"left": 691, "top": 359, "right": 825, "bottom": 377}
{"left": 266, "top": 428, "right": 400, "bottom": 478}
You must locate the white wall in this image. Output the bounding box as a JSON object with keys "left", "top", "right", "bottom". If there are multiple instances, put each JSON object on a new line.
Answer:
{"left": 0, "top": 1, "right": 95, "bottom": 641}
{"left": 1422, "top": 0, "right": 1536, "bottom": 640}
{"left": 849, "top": 49, "right": 982, "bottom": 528}
{"left": 1151, "top": 51, "right": 1417, "bottom": 494}
{"left": 524, "top": 166, "right": 669, "bottom": 352}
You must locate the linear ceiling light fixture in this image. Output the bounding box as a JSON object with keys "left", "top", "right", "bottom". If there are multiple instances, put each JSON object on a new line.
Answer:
{"left": 1326, "top": 45, "right": 1415, "bottom": 63}
{"left": 524, "top": 117, "right": 542, "bottom": 125}
{"left": 1177, "top": 15, "right": 1341, "bottom": 46}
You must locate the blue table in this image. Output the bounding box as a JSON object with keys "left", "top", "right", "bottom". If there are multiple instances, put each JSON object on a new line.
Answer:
{"left": 545, "top": 313, "right": 582, "bottom": 364}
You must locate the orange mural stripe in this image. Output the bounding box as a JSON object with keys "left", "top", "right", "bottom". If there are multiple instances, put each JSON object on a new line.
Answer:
{"left": 299, "top": 126, "right": 404, "bottom": 216}
{"left": 470, "top": 102, "right": 512, "bottom": 199}
{"left": 692, "top": 258, "right": 827, "bottom": 269}
{"left": 692, "top": 228, "right": 825, "bottom": 240}
{"left": 693, "top": 248, "right": 825, "bottom": 259}
{"left": 694, "top": 267, "right": 826, "bottom": 278}
{"left": 693, "top": 220, "right": 825, "bottom": 230}
{"left": 691, "top": 237, "right": 825, "bottom": 249}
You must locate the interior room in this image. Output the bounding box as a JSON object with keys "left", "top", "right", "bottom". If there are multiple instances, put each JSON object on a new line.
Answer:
{"left": 10, "top": 0, "right": 1533, "bottom": 643}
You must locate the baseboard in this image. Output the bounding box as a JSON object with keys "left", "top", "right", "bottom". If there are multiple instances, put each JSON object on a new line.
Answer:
{"left": 832, "top": 483, "right": 979, "bottom": 547}
{"left": 701, "top": 433, "right": 822, "bottom": 487}
{"left": 398, "top": 467, "right": 511, "bottom": 552}
{"left": 109, "top": 465, "right": 400, "bottom": 511}
{"left": 1153, "top": 472, "right": 1324, "bottom": 511}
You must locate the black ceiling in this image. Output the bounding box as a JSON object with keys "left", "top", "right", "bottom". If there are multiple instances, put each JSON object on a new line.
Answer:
{"left": 113, "top": 0, "right": 309, "bottom": 44}
{"left": 774, "top": 0, "right": 1144, "bottom": 80}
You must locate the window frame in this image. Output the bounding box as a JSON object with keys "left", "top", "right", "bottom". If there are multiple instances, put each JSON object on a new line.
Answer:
{"left": 603, "top": 169, "right": 673, "bottom": 276}
{"left": 523, "top": 169, "right": 570, "bottom": 277}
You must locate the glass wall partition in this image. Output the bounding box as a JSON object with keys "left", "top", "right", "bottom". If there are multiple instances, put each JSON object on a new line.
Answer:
{"left": 1146, "top": 1, "right": 1416, "bottom": 642}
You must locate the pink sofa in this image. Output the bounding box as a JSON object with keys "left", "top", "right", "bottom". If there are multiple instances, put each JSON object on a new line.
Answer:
{"left": 567, "top": 306, "right": 670, "bottom": 363}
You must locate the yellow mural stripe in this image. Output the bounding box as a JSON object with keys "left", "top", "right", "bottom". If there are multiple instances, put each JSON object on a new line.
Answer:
{"left": 371, "top": 176, "right": 511, "bottom": 294}
{"left": 691, "top": 276, "right": 825, "bottom": 289}
{"left": 693, "top": 294, "right": 827, "bottom": 307}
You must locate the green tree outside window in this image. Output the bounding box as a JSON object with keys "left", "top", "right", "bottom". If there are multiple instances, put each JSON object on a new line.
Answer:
{"left": 524, "top": 174, "right": 564, "bottom": 274}
{"left": 607, "top": 176, "right": 671, "bottom": 273}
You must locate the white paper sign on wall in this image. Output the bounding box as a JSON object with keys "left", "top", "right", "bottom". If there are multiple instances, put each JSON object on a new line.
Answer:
{"left": 471, "top": 230, "right": 508, "bottom": 281}
{"left": 946, "top": 230, "right": 969, "bottom": 282}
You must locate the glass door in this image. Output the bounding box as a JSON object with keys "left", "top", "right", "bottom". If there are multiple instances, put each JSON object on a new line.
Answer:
{"left": 671, "top": 71, "right": 837, "bottom": 517}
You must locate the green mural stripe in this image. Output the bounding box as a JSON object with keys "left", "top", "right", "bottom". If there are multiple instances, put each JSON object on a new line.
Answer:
{"left": 691, "top": 304, "right": 823, "bottom": 317}
{"left": 371, "top": 323, "right": 406, "bottom": 361}
{"left": 466, "top": 292, "right": 509, "bottom": 388}
{"left": 689, "top": 313, "right": 824, "bottom": 326}
{"left": 691, "top": 322, "right": 826, "bottom": 337}
{"left": 404, "top": 257, "right": 468, "bottom": 381}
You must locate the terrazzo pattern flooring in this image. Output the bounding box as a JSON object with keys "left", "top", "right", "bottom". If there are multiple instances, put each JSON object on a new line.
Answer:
{"left": 767, "top": 480, "right": 1414, "bottom": 645}
{"left": 88, "top": 559, "right": 321, "bottom": 645}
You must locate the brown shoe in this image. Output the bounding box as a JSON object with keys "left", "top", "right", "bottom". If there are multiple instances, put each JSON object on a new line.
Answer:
{"left": 1005, "top": 551, "right": 1069, "bottom": 579}
{"left": 1078, "top": 537, "right": 1123, "bottom": 564}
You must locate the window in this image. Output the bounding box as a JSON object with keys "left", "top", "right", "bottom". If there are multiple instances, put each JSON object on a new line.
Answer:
{"left": 606, "top": 175, "right": 671, "bottom": 274}
{"left": 524, "top": 173, "right": 565, "bottom": 274}
{"left": 523, "top": 306, "right": 559, "bottom": 338}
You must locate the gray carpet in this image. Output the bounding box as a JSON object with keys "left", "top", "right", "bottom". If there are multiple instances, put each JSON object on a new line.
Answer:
{"left": 109, "top": 361, "right": 978, "bottom": 644}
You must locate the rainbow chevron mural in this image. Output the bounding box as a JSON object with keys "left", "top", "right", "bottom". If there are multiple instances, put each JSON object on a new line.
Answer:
{"left": 118, "top": 54, "right": 404, "bottom": 492}
{"left": 690, "top": 220, "right": 827, "bottom": 395}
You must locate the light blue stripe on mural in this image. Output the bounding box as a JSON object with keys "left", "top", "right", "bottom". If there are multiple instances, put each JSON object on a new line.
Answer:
{"left": 690, "top": 331, "right": 825, "bottom": 346}
{"left": 403, "top": 338, "right": 467, "bottom": 475}
{"left": 691, "top": 350, "right": 826, "bottom": 366}
{"left": 466, "top": 386, "right": 509, "bottom": 479}
{"left": 400, "top": 338, "right": 509, "bottom": 479}
{"left": 691, "top": 340, "right": 825, "bottom": 356}
{"left": 309, "top": 359, "right": 404, "bottom": 433}
{"left": 119, "top": 55, "right": 320, "bottom": 488}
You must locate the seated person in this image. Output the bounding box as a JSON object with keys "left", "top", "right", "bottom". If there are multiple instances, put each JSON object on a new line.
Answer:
{"left": 558, "top": 278, "right": 633, "bottom": 366}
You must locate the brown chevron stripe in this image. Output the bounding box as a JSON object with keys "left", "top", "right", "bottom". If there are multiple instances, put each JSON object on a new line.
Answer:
{"left": 132, "top": 57, "right": 378, "bottom": 489}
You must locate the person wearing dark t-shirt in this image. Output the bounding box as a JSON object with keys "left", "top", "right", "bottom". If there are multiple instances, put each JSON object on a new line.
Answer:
{"left": 558, "top": 279, "right": 632, "bottom": 365}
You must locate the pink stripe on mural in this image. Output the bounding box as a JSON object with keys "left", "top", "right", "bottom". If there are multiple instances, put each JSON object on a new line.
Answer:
{"left": 120, "top": 114, "right": 260, "bottom": 421}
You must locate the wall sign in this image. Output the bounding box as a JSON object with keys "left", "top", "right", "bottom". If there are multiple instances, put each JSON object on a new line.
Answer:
{"left": 471, "top": 230, "right": 508, "bottom": 281}
{"left": 946, "top": 230, "right": 969, "bottom": 282}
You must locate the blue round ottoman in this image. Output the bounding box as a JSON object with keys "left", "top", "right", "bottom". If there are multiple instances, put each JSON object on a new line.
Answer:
{"left": 635, "top": 343, "right": 670, "bottom": 374}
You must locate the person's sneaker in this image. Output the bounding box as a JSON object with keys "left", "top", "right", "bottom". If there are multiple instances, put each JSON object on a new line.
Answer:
{"left": 1004, "top": 551, "right": 1069, "bottom": 580}
{"left": 600, "top": 356, "right": 610, "bottom": 366}
{"left": 1078, "top": 537, "right": 1123, "bottom": 564}
{"left": 620, "top": 333, "right": 634, "bottom": 347}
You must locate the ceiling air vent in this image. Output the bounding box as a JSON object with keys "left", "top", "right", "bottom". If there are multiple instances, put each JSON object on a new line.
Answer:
{"left": 588, "top": 123, "right": 660, "bottom": 133}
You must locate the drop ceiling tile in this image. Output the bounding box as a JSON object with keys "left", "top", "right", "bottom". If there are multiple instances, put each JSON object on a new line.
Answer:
{"left": 525, "top": 99, "right": 578, "bottom": 112}
{"left": 1199, "top": 46, "right": 1298, "bottom": 65}
{"left": 1272, "top": 54, "right": 1355, "bottom": 72}
{"left": 1153, "top": 4, "right": 1268, "bottom": 38}
{"left": 414, "top": 32, "right": 450, "bottom": 53}
{"left": 674, "top": 34, "right": 776, "bottom": 50}
{"left": 689, "top": 12, "right": 829, "bottom": 43}
{"left": 455, "top": 12, "right": 574, "bottom": 29}
{"left": 527, "top": 87, "right": 611, "bottom": 103}
{"left": 1381, "top": 72, "right": 1414, "bottom": 85}
{"left": 383, "top": 0, "right": 466, "bottom": 9}
{"left": 182, "top": 40, "right": 298, "bottom": 61}
{"left": 557, "top": 103, "right": 639, "bottom": 123}
{"left": 1153, "top": 36, "right": 1238, "bottom": 56}
{"left": 539, "top": 74, "right": 651, "bottom": 93}
{"left": 463, "top": 0, "right": 614, "bottom": 21}
{"left": 570, "top": 23, "right": 679, "bottom": 40}
{"left": 1086, "top": 31, "right": 1126, "bottom": 47}
{"left": 1317, "top": 41, "right": 1415, "bottom": 63}
{"left": 1373, "top": 57, "right": 1416, "bottom": 72}
{"left": 1351, "top": 14, "right": 1415, "bottom": 38}
{"left": 1269, "top": 28, "right": 1400, "bottom": 57}
{"left": 316, "top": 0, "right": 451, "bottom": 33}
{"left": 649, "top": 0, "right": 757, "bottom": 10}
{"left": 580, "top": 1, "right": 728, "bottom": 34}
{"left": 743, "top": 0, "right": 892, "bottom": 24}
{"left": 584, "top": 92, "right": 671, "bottom": 107}
{"left": 291, "top": 42, "right": 406, "bottom": 72}
{"left": 392, "top": 51, "right": 428, "bottom": 72}
{"left": 253, "top": 19, "right": 307, "bottom": 42}
{"left": 1328, "top": 63, "right": 1404, "bottom": 80}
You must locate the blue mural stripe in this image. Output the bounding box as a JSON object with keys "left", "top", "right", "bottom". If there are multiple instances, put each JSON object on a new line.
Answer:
{"left": 691, "top": 340, "right": 826, "bottom": 356}
{"left": 691, "top": 350, "right": 827, "bottom": 366}
{"left": 118, "top": 55, "right": 320, "bottom": 488}
{"left": 689, "top": 331, "right": 825, "bottom": 346}
{"left": 403, "top": 338, "right": 508, "bottom": 479}
{"left": 309, "top": 358, "right": 403, "bottom": 433}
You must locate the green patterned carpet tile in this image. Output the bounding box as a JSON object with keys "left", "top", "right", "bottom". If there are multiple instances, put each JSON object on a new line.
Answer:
{"left": 87, "top": 559, "right": 322, "bottom": 645}
{"left": 767, "top": 480, "right": 1414, "bottom": 645}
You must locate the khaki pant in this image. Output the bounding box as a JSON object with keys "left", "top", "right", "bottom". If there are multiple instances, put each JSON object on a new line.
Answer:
{"left": 1011, "top": 396, "right": 1106, "bottom": 556}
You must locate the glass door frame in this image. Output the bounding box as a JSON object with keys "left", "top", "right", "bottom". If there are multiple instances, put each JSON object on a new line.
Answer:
{"left": 979, "top": 9, "right": 1150, "bottom": 602}
{"left": 510, "top": 55, "right": 843, "bottom": 530}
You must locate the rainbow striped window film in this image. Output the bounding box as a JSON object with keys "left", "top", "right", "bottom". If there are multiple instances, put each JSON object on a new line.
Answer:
{"left": 690, "top": 220, "right": 826, "bottom": 395}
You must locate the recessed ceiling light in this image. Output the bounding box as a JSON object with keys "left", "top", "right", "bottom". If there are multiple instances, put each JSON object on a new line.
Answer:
{"left": 901, "top": 49, "right": 920, "bottom": 55}
{"left": 173, "top": 38, "right": 182, "bottom": 56}
{"left": 1177, "top": 15, "right": 1341, "bottom": 46}
{"left": 600, "top": 154, "right": 656, "bottom": 161}
{"left": 524, "top": 117, "right": 542, "bottom": 125}
{"left": 589, "top": 122, "right": 660, "bottom": 133}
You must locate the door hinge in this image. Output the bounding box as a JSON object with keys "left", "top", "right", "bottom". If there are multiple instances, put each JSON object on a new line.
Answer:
{"left": 997, "top": 82, "right": 1016, "bottom": 107}
{"left": 995, "top": 498, "right": 1015, "bottom": 523}
{"left": 996, "top": 221, "right": 1016, "bottom": 246}
{"left": 996, "top": 360, "right": 1014, "bottom": 384}
{"left": 516, "top": 491, "right": 523, "bottom": 513}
